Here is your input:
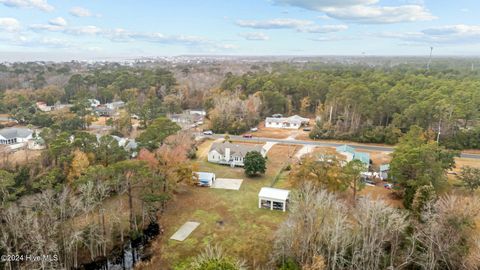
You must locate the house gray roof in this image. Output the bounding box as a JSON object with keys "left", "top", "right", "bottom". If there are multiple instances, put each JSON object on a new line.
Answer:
{"left": 0, "top": 127, "right": 33, "bottom": 140}
{"left": 210, "top": 142, "right": 263, "bottom": 158}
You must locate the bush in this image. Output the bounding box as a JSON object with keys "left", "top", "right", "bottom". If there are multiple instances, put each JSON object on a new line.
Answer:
{"left": 186, "top": 245, "right": 246, "bottom": 270}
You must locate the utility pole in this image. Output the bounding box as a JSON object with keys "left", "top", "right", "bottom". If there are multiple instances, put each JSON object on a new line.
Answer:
{"left": 436, "top": 119, "right": 441, "bottom": 143}
{"left": 427, "top": 46, "right": 434, "bottom": 71}
{"left": 329, "top": 106, "right": 333, "bottom": 124}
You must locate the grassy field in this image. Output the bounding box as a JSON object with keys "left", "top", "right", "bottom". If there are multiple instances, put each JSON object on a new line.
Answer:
{"left": 139, "top": 142, "right": 299, "bottom": 269}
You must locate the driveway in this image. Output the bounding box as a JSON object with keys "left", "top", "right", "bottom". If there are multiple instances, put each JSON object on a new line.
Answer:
{"left": 294, "top": 145, "right": 316, "bottom": 159}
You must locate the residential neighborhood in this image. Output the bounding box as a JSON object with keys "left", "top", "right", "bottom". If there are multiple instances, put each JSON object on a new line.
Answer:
{"left": 1, "top": 0, "right": 480, "bottom": 269}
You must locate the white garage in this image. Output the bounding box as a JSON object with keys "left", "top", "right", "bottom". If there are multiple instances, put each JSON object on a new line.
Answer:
{"left": 258, "top": 187, "right": 290, "bottom": 212}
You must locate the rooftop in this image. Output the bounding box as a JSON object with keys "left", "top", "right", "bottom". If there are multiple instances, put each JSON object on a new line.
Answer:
{"left": 0, "top": 127, "right": 33, "bottom": 140}
{"left": 258, "top": 187, "right": 290, "bottom": 201}
{"left": 336, "top": 144, "right": 371, "bottom": 165}
{"left": 210, "top": 141, "right": 263, "bottom": 157}
{"left": 336, "top": 144, "right": 356, "bottom": 154}
{"left": 195, "top": 172, "right": 215, "bottom": 180}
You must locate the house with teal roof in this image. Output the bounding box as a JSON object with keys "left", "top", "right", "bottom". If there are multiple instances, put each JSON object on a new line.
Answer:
{"left": 335, "top": 144, "right": 371, "bottom": 168}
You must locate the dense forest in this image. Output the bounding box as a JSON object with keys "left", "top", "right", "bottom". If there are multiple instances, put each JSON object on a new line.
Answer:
{"left": 220, "top": 65, "right": 480, "bottom": 149}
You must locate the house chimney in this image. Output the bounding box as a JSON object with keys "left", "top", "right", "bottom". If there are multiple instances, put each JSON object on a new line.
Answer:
{"left": 225, "top": 148, "right": 231, "bottom": 161}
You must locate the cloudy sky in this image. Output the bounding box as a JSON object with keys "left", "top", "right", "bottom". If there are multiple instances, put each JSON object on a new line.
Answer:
{"left": 0, "top": 0, "right": 479, "bottom": 60}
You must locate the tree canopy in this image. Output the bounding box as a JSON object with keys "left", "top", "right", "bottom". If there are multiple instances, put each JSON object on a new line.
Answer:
{"left": 243, "top": 151, "right": 266, "bottom": 177}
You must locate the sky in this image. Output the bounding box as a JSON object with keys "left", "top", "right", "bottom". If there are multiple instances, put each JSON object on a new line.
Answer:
{"left": 0, "top": 0, "right": 479, "bottom": 61}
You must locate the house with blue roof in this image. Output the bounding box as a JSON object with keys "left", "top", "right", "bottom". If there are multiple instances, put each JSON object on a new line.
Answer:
{"left": 335, "top": 144, "right": 371, "bottom": 168}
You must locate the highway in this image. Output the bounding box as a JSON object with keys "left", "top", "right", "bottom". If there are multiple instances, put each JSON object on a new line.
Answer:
{"left": 203, "top": 134, "right": 480, "bottom": 160}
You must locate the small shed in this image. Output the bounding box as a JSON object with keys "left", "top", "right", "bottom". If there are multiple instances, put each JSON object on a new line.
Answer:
{"left": 379, "top": 164, "right": 390, "bottom": 180}
{"left": 194, "top": 172, "right": 216, "bottom": 187}
{"left": 258, "top": 187, "right": 290, "bottom": 212}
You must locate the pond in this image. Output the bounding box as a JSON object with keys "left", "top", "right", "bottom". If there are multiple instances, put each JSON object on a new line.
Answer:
{"left": 80, "top": 222, "right": 160, "bottom": 270}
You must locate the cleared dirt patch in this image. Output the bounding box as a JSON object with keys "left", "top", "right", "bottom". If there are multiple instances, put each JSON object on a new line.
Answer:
{"left": 211, "top": 178, "right": 243, "bottom": 190}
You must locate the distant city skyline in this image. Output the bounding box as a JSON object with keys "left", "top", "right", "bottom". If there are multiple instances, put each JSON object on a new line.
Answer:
{"left": 1, "top": 0, "right": 479, "bottom": 61}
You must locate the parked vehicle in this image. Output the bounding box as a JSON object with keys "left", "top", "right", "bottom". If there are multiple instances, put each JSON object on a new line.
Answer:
{"left": 363, "top": 179, "right": 376, "bottom": 186}
{"left": 243, "top": 134, "right": 253, "bottom": 138}
{"left": 303, "top": 127, "right": 312, "bottom": 131}
{"left": 203, "top": 130, "right": 213, "bottom": 135}
{"left": 250, "top": 127, "right": 258, "bottom": 132}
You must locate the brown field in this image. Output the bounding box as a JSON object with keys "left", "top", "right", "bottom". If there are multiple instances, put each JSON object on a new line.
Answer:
{"left": 454, "top": 157, "right": 480, "bottom": 171}
{"left": 0, "top": 147, "right": 43, "bottom": 167}
{"left": 92, "top": 116, "right": 108, "bottom": 126}
{"left": 358, "top": 185, "right": 403, "bottom": 208}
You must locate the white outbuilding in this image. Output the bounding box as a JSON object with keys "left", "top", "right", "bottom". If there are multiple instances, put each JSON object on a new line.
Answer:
{"left": 258, "top": 187, "right": 290, "bottom": 212}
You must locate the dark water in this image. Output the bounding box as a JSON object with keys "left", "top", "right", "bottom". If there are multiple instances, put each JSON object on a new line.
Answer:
{"left": 80, "top": 222, "right": 160, "bottom": 270}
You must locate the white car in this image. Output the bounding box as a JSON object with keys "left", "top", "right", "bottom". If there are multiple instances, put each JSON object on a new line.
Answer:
{"left": 203, "top": 130, "right": 213, "bottom": 135}
{"left": 250, "top": 127, "right": 258, "bottom": 132}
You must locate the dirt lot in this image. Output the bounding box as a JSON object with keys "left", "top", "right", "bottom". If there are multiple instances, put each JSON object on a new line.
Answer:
{"left": 139, "top": 142, "right": 299, "bottom": 269}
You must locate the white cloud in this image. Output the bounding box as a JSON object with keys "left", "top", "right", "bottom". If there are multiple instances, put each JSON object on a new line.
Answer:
{"left": 69, "top": 6, "right": 93, "bottom": 17}
{"left": 236, "top": 18, "right": 313, "bottom": 29}
{"left": 275, "top": 0, "right": 377, "bottom": 9}
{"left": 0, "top": 34, "right": 72, "bottom": 48}
{"left": 30, "top": 23, "right": 63, "bottom": 31}
{"left": 0, "top": 0, "right": 54, "bottom": 12}
{"left": 273, "top": 0, "right": 435, "bottom": 24}
{"left": 66, "top": 25, "right": 102, "bottom": 35}
{"left": 322, "top": 5, "right": 435, "bottom": 24}
{"left": 236, "top": 18, "right": 348, "bottom": 34}
{"left": 240, "top": 32, "right": 270, "bottom": 40}
{"left": 298, "top": 24, "right": 348, "bottom": 33}
{"left": 0, "top": 17, "right": 20, "bottom": 32}
{"left": 378, "top": 25, "right": 480, "bottom": 44}
{"left": 49, "top": 17, "right": 67, "bottom": 27}
{"left": 310, "top": 36, "right": 354, "bottom": 42}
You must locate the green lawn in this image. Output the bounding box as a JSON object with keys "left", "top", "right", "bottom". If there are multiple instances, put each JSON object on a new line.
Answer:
{"left": 145, "top": 142, "right": 296, "bottom": 269}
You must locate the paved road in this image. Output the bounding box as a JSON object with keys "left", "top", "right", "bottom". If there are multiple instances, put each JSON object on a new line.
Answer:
{"left": 204, "top": 134, "right": 480, "bottom": 160}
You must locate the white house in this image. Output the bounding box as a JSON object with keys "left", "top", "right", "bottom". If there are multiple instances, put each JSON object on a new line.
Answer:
{"left": 188, "top": 109, "right": 206, "bottom": 116}
{"left": 208, "top": 141, "right": 266, "bottom": 167}
{"left": 106, "top": 101, "right": 125, "bottom": 110}
{"left": 36, "top": 102, "right": 52, "bottom": 112}
{"left": 88, "top": 99, "right": 101, "bottom": 108}
{"left": 265, "top": 115, "right": 309, "bottom": 129}
{"left": 0, "top": 127, "right": 33, "bottom": 145}
{"left": 258, "top": 187, "right": 290, "bottom": 212}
